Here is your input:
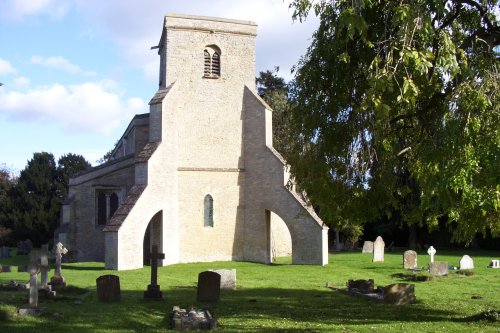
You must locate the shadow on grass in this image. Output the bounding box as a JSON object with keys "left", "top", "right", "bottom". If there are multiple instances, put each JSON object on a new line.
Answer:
{"left": 60, "top": 264, "right": 105, "bottom": 271}
{"left": 390, "top": 273, "right": 434, "bottom": 282}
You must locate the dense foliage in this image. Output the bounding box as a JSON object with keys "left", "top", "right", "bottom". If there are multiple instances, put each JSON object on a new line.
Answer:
{"left": 287, "top": 0, "right": 499, "bottom": 243}
{"left": 0, "top": 153, "right": 91, "bottom": 246}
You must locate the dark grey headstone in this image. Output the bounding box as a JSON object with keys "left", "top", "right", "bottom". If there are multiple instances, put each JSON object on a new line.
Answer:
{"left": 429, "top": 261, "right": 448, "bottom": 276}
{"left": 0, "top": 246, "right": 10, "bottom": 258}
{"left": 197, "top": 271, "right": 221, "bottom": 302}
{"left": 383, "top": 283, "right": 416, "bottom": 305}
{"left": 96, "top": 275, "right": 121, "bottom": 302}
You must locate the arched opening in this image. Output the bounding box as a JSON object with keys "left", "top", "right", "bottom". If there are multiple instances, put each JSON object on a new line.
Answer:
{"left": 143, "top": 210, "right": 163, "bottom": 266}
{"left": 203, "top": 45, "right": 221, "bottom": 78}
{"left": 265, "top": 209, "right": 292, "bottom": 263}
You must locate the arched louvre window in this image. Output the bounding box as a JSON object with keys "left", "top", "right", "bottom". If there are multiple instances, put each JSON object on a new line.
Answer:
{"left": 110, "top": 192, "right": 119, "bottom": 218}
{"left": 96, "top": 189, "right": 121, "bottom": 226}
{"left": 203, "top": 45, "right": 221, "bottom": 78}
{"left": 97, "top": 192, "right": 107, "bottom": 225}
{"left": 204, "top": 194, "right": 214, "bottom": 227}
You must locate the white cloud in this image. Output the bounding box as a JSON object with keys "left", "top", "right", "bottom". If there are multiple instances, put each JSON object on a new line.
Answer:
{"left": 30, "top": 56, "right": 96, "bottom": 76}
{"left": 13, "top": 76, "right": 30, "bottom": 88}
{"left": 0, "top": 58, "right": 17, "bottom": 75}
{"left": 1, "top": 0, "right": 70, "bottom": 20}
{"left": 0, "top": 80, "right": 147, "bottom": 135}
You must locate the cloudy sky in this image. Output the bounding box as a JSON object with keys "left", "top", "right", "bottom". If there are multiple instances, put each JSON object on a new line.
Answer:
{"left": 0, "top": 0, "right": 318, "bottom": 173}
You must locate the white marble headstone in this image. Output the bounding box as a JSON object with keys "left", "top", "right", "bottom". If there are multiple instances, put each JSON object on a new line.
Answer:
{"left": 372, "top": 236, "right": 385, "bottom": 262}
{"left": 459, "top": 255, "right": 474, "bottom": 270}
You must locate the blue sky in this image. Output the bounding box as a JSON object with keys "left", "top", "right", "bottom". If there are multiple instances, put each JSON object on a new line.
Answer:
{"left": 0, "top": 0, "right": 318, "bottom": 173}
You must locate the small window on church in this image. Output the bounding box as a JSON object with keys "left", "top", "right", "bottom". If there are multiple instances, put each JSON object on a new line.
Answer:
{"left": 204, "top": 194, "right": 214, "bottom": 227}
{"left": 96, "top": 189, "right": 121, "bottom": 226}
{"left": 203, "top": 45, "right": 221, "bottom": 79}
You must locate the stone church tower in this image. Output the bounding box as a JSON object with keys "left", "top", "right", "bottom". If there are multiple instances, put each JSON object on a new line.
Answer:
{"left": 60, "top": 14, "right": 328, "bottom": 270}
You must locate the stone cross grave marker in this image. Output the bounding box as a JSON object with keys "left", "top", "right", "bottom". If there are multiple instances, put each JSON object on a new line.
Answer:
{"left": 427, "top": 246, "right": 436, "bottom": 263}
{"left": 372, "top": 236, "right": 385, "bottom": 262}
{"left": 39, "top": 244, "right": 50, "bottom": 289}
{"left": 28, "top": 250, "right": 40, "bottom": 308}
{"left": 361, "top": 241, "right": 373, "bottom": 254}
{"left": 403, "top": 250, "right": 418, "bottom": 269}
{"left": 50, "top": 242, "right": 68, "bottom": 288}
{"left": 197, "top": 271, "right": 221, "bottom": 302}
{"left": 96, "top": 275, "right": 121, "bottom": 302}
{"left": 144, "top": 244, "right": 165, "bottom": 300}
{"left": 459, "top": 255, "right": 474, "bottom": 270}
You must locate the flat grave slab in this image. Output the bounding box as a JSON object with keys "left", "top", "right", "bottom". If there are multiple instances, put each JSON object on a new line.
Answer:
{"left": 171, "top": 306, "right": 217, "bottom": 330}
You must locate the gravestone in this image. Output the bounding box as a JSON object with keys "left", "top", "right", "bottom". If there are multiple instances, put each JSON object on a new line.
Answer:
{"left": 18, "top": 265, "right": 28, "bottom": 272}
{"left": 0, "top": 246, "right": 9, "bottom": 258}
{"left": 144, "top": 244, "right": 165, "bottom": 300}
{"left": 209, "top": 269, "right": 236, "bottom": 290}
{"left": 429, "top": 261, "right": 448, "bottom": 276}
{"left": 1, "top": 265, "right": 12, "bottom": 272}
{"left": 197, "top": 271, "right": 221, "bottom": 302}
{"left": 488, "top": 260, "right": 500, "bottom": 268}
{"left": 403, "top": 250, "right": 418, "bottom": 269}
{"left": 427, "top": 246, "right": 436, "bottom": 263}
{"left": 171, "top": 306, "right": 217, "bottom": 330}
{"left": 50, "top": 242, "right": 68, "bottom": 288}
{"left": 361, "top": 241, "right": 373, "bottom": 254}
{"left": 347, "top": 279, "right": 375, "bottom": 293}
{"left": 372, "top": 236, "right": 385, "bottom": 262}
{"left": 383, "top": 283, "right": 416, "bottom": 305}
{"left": 459, "top": 255, "right": 474, "bottom": 270}
{"left": 39, "top": 244, "right": 50, "bottom": 289}
{"left": 28, "top": 250, "right": 40, "bottom": 308}
{"left": 96, "top": 275, "right": 121, "bottom": 302}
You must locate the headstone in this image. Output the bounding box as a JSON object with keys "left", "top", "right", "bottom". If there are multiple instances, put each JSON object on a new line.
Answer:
{"left": 459, "top": 255, "right": 474, "bottom": 270}
{"left": 347, "top": 279, "right": 375, "bottom": 293}
{"left": 361, "top": 241, "right": 373, "bottom": 253}
{"left": 144, "top": 244, "right": 165, "bottom": 300}
{"left": 403, "top": 250, "right": 418, "bottom": 269}
{"left": 209, "top": 269, "right": 236, "bottom": 290}
{"left": 427, "top": 246, "right": 436, "bottom": 263}
{"left": 50, "top": 242, "right": 68, "bottom": 288}
{"left": 372, "top": 236, "right": 385, "bottom": 262}
{"left": 171, "top": 306, "right": 217, "bottom": 330}
{"left": 96, "top": 275, "right": 121, "bottom": 302}
{"left": 39, "top": 244, "right": 50, "bottom": 289}
{"left": 197, "top": 271, "right": 221, "bottom": 302}
{"left": 429, "top": 261, "right": 448, "bottom": 276}
{"left": 1, "top": 265, "right": 12, "bottom": 272}
{"left": 488, "top": 260, "right": 500, "bottom": 268}
{"left": 383, "top": 283, "right": 416, "bottom": 305}
{"left": 28, "top": 250, "right": 40, "bottom": 308}
{"left": 0, "top": 246, "right": 10, "bottom": 258}
{"left": 18, "top": 265, "right": 28, "bottom": 272}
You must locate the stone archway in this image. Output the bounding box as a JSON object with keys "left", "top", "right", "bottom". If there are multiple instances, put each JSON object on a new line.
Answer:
{"left": 143, "top": 210, "right": 163, "bottom": 266}
{"left": 265, "top": 209, "right": 292, "bottom": 262}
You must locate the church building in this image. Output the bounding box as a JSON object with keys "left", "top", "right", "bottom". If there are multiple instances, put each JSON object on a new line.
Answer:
{"left": 59, "top": 14, "right": 328, "bottom": 270}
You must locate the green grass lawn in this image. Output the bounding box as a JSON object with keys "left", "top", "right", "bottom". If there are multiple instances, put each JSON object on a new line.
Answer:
{"left": 0, "top": 249, "right": 499, "bottom": 332}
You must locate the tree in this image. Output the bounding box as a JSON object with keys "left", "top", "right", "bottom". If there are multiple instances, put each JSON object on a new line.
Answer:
{"left": 56, "top": 153, "right": 92, "bottom": 194}
{"left": 287, "top": 0, "right": 499, "bottom": 244}
{"left": 0, "top": 164, "right": 17, "bottom": 244}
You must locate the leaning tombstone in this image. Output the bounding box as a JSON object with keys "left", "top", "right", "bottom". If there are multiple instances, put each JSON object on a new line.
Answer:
{"left": 144, "top": 245, "right": 165, "bottom": 300}
{"left": 403, "top": 250, "right": 418, "bottom": 269}
{"left": 429, "top": 261, "right": 448, "bottom": 276}
{"left": 197, "top": 271, "right": 221, "bottom": 302}
{"left": 50, "top": 242, "right": 68, "bottom": 289}
{"left": 209, "top": 269, "right": 236, "bottom": 290}
{"left": 459, "top": 255, "right": 474, "bottom": 270}
{"left": 383, "top": 283, "right": 416, "bottom": 305}
{"left": 361, "top": 241, "right": 373, "bottom": 254}
{"left": 96, "top": 275, "right": 121, "bottom": 302}
{"left": 372, "top": 236, "right": 385, "bottom": 262}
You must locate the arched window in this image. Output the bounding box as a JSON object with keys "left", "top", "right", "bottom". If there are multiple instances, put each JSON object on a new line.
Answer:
{"left": 204, "top": 194, "right": 214, "bottom": 227}
{"left": 203, "top": 45, "right": 221, "bottom": 78}
{"left": 97, "top": 192, "right": 107, "bottom": 225}
{"left": 96, "top": 189, "right": 121, "bottom": 226}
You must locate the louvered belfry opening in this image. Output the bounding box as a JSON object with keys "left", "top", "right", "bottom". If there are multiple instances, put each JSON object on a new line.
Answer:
{"left": 203, "top": 45, "right": 221, "bottom": 78}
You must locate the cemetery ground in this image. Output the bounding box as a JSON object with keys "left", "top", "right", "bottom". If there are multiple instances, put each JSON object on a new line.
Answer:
{"left": 0, "top": 249, "right": 499, "bottom": 332}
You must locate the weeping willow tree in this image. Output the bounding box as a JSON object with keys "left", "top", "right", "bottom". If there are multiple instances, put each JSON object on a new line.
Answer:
{"left": 286, "top": 0, "right": 499, "bottom": 243}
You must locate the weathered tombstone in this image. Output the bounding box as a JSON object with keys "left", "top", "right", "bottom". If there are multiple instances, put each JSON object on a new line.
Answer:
{"left": 1, "top": 265, "right": 12, "bottom": 272}
{"left": 28, "top": 250, "right": 40, "bottom": 308}
{"left": 372, "top": 236, "right": 385, "bottom": 262}
{"left": 39, "top": 244, "right": 50, "bottom": 289}
{"left": 96, "top": 275, "right": 121, "bottom": 302}
{"left": 50, "top": 242, "right": 68, "bottom": 288}
{"left": 18, "top": 265, "right": 28, "bottom": 272}
{"left": 362, "top": 241, "right": 374, "bottom": 253}
{"left": 171, "top": 306, "right": 217, "bottom": 330}
{"left": 209, "top": 269, "right": 236, "bottom": 290}
{"left": 403, "top": 250, "right": 418, "bottom": 269}
{"left": 429, "top": 261, "right": 448, "bottom": 276}
{"left": 459, "top": 255, "right": 474, "bottom": 270}
{"left": 144, "top": 244, "right": 165, "bottom": 300}
{"left": 347, "top": 279, "right": 375, "bottom": 293}
{"left": 383, "top": 283, "right": 416, "bottom": 305}
{"left": 427, "top": 246, "right": 436, "bottom": 263}
{"left": 0, "top": 246, "right": 10, "bottom": 258}
{"left": 197, "top": 271, "right": 221, "bottom": 302}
